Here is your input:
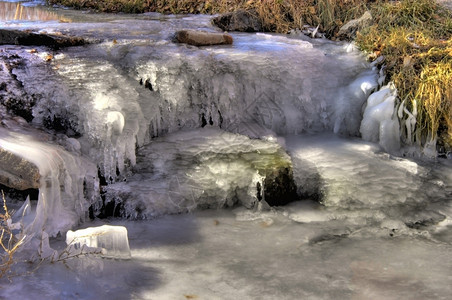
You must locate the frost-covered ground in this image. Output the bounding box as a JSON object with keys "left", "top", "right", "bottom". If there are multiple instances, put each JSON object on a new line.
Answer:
{"left": 0, "top": 2, "right": 451, "bottom": 299}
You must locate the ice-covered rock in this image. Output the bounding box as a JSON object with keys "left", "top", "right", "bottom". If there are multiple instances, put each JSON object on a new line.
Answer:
{"left": 286, "top": 133, "right": 444, "bottom": 210}
{"left": 66, "top": 225, "right": 131, "bottom": 259}
{"left": 104, "top": 128, "right": 298, "bottom": 219}
{"left": 0, "top": 126, "right": 99, "bottom": 238}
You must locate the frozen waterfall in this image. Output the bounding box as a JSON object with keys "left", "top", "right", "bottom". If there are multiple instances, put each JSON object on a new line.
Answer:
{"left": 0, "top": 21, "right": 384, "bottom": 239}
{"left": 0, "top": 9, "right": 393, "bottom": 245}
{"left": 5, "top": 32, "right": 380, "bottom": 182}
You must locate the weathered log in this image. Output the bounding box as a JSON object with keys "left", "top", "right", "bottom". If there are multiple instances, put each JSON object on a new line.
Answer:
{"left": 174, "top": 30, "right": 233, "bottom": 46}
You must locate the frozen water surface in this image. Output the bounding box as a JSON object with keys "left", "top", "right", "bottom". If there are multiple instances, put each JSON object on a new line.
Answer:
{"left": 0, "top": 1, "right": 451, "bottom": 299}
{"left": 1, "top": 133, "right": 450, "bottom": 299}
{"left": 2, "top": 199, "right": 452, "bottom": 299}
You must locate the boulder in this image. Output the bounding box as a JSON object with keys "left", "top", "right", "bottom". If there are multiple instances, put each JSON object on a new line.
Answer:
{"left": 0, "top": 147, "right": 40, "bottom": 190}
{"left": 212, "top": 9, "right": 263, "bottom": 32}
{"left": 0, "top": 29, "right": 88, "bottom": 49}
{"left": 336, "top": 11, "right": 373, "bottom": 40}
{"left": 174, "top": 30, "right": 233, "bottom": 46}
{"left": 263, "top": 166, "right": 298, "bottom": 206}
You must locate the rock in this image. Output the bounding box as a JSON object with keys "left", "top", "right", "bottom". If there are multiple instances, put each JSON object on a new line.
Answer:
{"left": 212, "top": 9, "right": 263, "bottom": 32}
{"left": 263, "top": 166, "right": 298, "bottom": 206}
{"left": 337, "top": 11, "right": 373, "bottom": 40}
{"left": 104, "top": 128, "right": 300, "bottom": 219}
{"left": 0, "top": 29, "right": 88, "bottom": 49}
{"left": 0, "top": 147, "right": 40, "bottom": 190}
{"left": 174, "top": 30, "right": 233, "bottom": 46}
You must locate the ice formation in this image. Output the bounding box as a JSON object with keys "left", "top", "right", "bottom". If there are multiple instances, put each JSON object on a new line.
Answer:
{"left": 1, "top": 6, "right": 442, "bottom": 258}
{"left": 360, "top": 84, "right": 401, "bottom": 154}
{"left": 0, "top": 127, "right": 99, "bottom": 238}
{"left": 286, "top": 134, "right": 449, "bottom": 210}
{"left": 66, "top": 225, "right": 131, "bottom": 259}
{"left": 105, "top": 128, "right": 293, "bottom": 218}
{"left": 135, "top": 36, "right": 378, "bottom": 138}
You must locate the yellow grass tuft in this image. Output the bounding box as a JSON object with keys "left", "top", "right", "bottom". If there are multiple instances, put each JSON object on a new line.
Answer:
{"left": 357, "top": 0, "right": 452, "bottom": 149}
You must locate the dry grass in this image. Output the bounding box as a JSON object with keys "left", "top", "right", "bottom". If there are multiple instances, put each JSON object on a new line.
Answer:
{"left": 0, "top": 190, "right": 103, "bottom": 278}
{"left": 357, "top": 0, "right": 452, "bottom": 149}
{"left": 0, "top": 191, "right": 26, "bottom": 279}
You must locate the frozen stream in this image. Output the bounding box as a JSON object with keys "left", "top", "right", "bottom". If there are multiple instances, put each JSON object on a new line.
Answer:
{"left": 0, "top": 1, "right": 451, "bottom": 299}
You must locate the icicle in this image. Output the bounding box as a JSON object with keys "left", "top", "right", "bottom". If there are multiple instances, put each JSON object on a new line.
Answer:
{"left": 360, "top": 83, "right": 400, "bottom": 153}
{"left": 0, "top": 127, "right": 99, "bottom": 240}
{"left": 311, "top": 24, "right": 320, "bottom": 38}
{"left": 10, "top": 196, "right": 31, "bottom": 231}
{"left": 397, "top": 98, "right": 417, "bottom": 145}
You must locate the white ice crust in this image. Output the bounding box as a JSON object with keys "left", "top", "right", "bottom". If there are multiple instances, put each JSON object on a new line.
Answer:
{"left": 66, "top": 225, "right": 131, "bottom": 259}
